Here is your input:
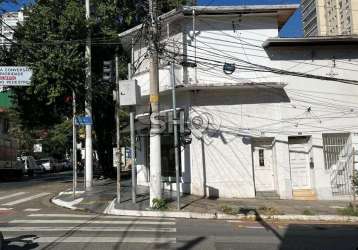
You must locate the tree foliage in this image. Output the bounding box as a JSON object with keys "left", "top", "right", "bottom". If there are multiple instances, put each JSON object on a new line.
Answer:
{"left": 2, "top": 0, "right": 191, "bottom": 175}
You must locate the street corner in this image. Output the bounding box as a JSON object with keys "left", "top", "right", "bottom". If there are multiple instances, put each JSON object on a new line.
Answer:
{"left": 51, "top": 191, "right": 85, "bottom": 211}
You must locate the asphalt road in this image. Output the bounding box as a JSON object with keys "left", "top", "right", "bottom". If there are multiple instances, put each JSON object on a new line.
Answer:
{"left": 0, "top": 171, "right": 358, "bottom": 250}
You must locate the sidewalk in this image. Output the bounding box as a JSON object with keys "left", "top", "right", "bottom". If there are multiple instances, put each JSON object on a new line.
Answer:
{"left": 52, "top": 178, "right": 358, "bottom": 222}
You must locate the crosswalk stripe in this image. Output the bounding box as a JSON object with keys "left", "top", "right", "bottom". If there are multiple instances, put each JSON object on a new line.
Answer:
{"left": 24, "top": 209, "right": 41, "bottom": 212}
{"left": 2, "top": 193, "right": 50, "bottom": 206}
{"left": 0, "top": 192, "right": 27, "bottom": 201}
{"left": 0, "top": 226, "right": 176, "bottom": 232}
{"left": 241, "top": 226, "right": 265, "bottom": 229}
{"left": 4, "top": 236, "right": 177, "bottom": 244}
{"left": 27, "top": 213, "right": 175, "bottom": 220}
{"left": 9, "top": 219, "right": 175, "bottom": 225}
{"left": 0, "top": 208, "right": 13, "bottom": 211}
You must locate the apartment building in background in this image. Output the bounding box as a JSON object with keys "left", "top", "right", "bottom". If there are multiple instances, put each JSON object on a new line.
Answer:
{"left": 0, "top": 10, "right": 25, "bottom": 46}
{"left": 302, "top": 0, "right": 358, "bottom": 36}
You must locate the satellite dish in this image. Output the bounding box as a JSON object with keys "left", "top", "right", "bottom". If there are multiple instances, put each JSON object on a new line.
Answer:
{"left": 242, "top": 136, "right": 251, "bottom": 144}
{"left": 223, "top": 63, "right": 236, "bottom": 75}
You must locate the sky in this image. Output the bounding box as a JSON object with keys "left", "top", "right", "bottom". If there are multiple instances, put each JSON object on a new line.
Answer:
{"left": 0, "top": 0, "right": 303, "bottom": 38}
{"left": 0, "top": 0, "right": 32, "bottom": 12}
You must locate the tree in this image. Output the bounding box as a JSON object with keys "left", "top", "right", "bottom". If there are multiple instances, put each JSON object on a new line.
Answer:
{"left": 3, "top": 0, "right": 191, "bottom": 176}
{"left": 41, "top": 120, "right": 72, "bottom": 159}
{"left": 5, "top": 0, "right": 135, "bottom": 176}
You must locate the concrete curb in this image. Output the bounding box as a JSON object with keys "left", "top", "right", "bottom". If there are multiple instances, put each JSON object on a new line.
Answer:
{"left": 216, "top": 213, "right": 358, "bottom": 222}
{"left": 51, "top": 195, "right": 358, "bottom": 223}
{"left": 103, "top": 199, "right": 358, "bottom": 222}
{"left": 103, "top": 200, "right": 217, "bottom": 219}
{"left": 51, "top": 196, "right": 84, "bottom": 211}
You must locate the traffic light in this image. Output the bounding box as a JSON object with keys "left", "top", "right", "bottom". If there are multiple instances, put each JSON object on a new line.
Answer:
{"left": 180, "top": 127, "right": 192, "bottom": 145}
{"left": 103, "top": 60, "right": 114, "bottom": 82}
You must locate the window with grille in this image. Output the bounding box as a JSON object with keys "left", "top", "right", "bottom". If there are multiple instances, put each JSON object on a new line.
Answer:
{"left": 322, "top": 133, "right": 350, "bottom": 170}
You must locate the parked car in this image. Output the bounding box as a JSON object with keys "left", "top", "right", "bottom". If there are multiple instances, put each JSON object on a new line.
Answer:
{"left": 64, "top": 159, "right": 72, "bottom": 170}
{"left": 56, "top": 160, "right": 70, "bottom": 172}
{"left": 37, "top": 157, "right": 57, "bottom": 172}
{"left": 18, "top": 156, "right": 43, "bottom": 176}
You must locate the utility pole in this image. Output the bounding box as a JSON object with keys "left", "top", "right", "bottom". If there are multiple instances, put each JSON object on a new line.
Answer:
{"left": 115, "top": 52, "right": 121, "bottom": 203}
{"left": 72, "top": 90, "right": 77, "bottom": 200}
{"left": 149, "top": 0, "right": 162, "bottom": 207}
{"left": 85, "top": 0, "right": 93, "bottom": 190}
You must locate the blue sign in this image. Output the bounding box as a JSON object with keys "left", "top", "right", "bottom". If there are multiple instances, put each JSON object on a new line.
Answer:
{"left": 126, "top": 148, "right": 132, "bottom": 158}
{"left": 75, "top": 116, "right": 92, "bottom": 126}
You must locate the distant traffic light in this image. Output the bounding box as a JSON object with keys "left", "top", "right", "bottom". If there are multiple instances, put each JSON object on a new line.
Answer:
{"left": 103, "top": 60, "right": 114, "bottom": 82}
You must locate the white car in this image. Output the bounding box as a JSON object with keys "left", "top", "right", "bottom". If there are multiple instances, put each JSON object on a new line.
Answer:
{"left": 37, "top": 158, "right": 57, "bottom": 172}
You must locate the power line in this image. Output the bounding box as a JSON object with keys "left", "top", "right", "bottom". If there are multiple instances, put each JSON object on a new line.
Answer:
{"left": 162, "top": 45, "right": 358, "bottom": 86}
{"left": 160, "top": 48, "right": 358, "bottom": 116}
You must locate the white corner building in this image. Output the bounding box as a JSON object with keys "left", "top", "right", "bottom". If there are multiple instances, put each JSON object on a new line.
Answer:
{"left": 119, "top": 5, "right": 358, "bottom": 201}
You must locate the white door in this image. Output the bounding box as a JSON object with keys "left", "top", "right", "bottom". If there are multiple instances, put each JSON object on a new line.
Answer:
{"left": 253, "top": 143, "right": 275, "bottom": 191}
{"left": 289, "top": 137, "right": 310, "bottom": 189}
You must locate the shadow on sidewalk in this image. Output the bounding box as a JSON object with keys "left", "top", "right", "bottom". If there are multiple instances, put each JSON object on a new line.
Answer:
{"left": 1, "top": 233, "right": 39, "bottom": 250}
{"left": 239, "top": 208, "right": 358, "bottom": 250}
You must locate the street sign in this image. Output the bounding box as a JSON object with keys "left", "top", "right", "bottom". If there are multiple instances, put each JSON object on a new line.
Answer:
{"left": 119, "top": 80, "right": 140, "bottom": 106}
{"left": 75, "top": 116, "right": 92, "bottom": 126}
{"left": 126, "top": 148, "right": 132, "bottom": 158}
{"left": 0, "top": 67, "right": 32, "bottom": 86}
{"left": 33, "top": 144, "right": 42, "bottom": 153}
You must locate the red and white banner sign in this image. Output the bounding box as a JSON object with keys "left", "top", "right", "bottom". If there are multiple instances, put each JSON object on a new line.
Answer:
{"left": 0, "top": 66, "right": 32, "bottom": 86}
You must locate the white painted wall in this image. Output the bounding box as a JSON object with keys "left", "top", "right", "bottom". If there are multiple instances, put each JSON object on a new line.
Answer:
{"left": 132, "top": 12, "right": 358, "bottom": 200}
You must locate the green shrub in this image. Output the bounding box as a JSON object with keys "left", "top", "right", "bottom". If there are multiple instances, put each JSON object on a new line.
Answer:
{"left": 353, "top": 170, "right": 358, "bottom": 194}
{"left": 302, "top": 209, "right": 315, "bottom": 216}
{"left": 258, "top": 206, "right": 282, "bottom": 215}
{"left": 337, "top": 203, "right": 358, "bottom": 216}
{"left": 221, "top": 205, "right": 237, "bottom": 215}
{"left": 152, "top": 198, "right": 168, "bottom": 211}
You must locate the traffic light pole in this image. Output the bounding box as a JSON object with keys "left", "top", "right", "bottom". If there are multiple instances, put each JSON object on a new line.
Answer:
{"left": 170, "top": 63, "right": 180, "bottom": 210}
{"left": 72, "top": 90, "right": 77, "bottom": 200}
{"left": 127, "top": 62, "right": 137, "bottom": 204}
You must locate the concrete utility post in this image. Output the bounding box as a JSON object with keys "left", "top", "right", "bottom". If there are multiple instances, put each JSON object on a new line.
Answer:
{"left": 85, "top": 0, "right": 93, "bottom": 190}
{"left": 149, "top": 0, "right": 162, "bottom": 207}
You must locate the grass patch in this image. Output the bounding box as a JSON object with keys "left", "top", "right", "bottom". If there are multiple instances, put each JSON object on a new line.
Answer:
{"left": 302, "top": 209, "right": 315, "bottom": 216}
{"left": 151, "top": 198, "right": 168, "bottom": 211}
{"left": 258, "top": 206, "right": 283, "bottom": 215}
{"left": 337, "top": 203, "right": 358, "bottom": 216}
{"left": 220, "top": 205, "right": 238, "bottom": 215}
{"left": 220, "top": 205, "right": 283, "bottom": 216}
